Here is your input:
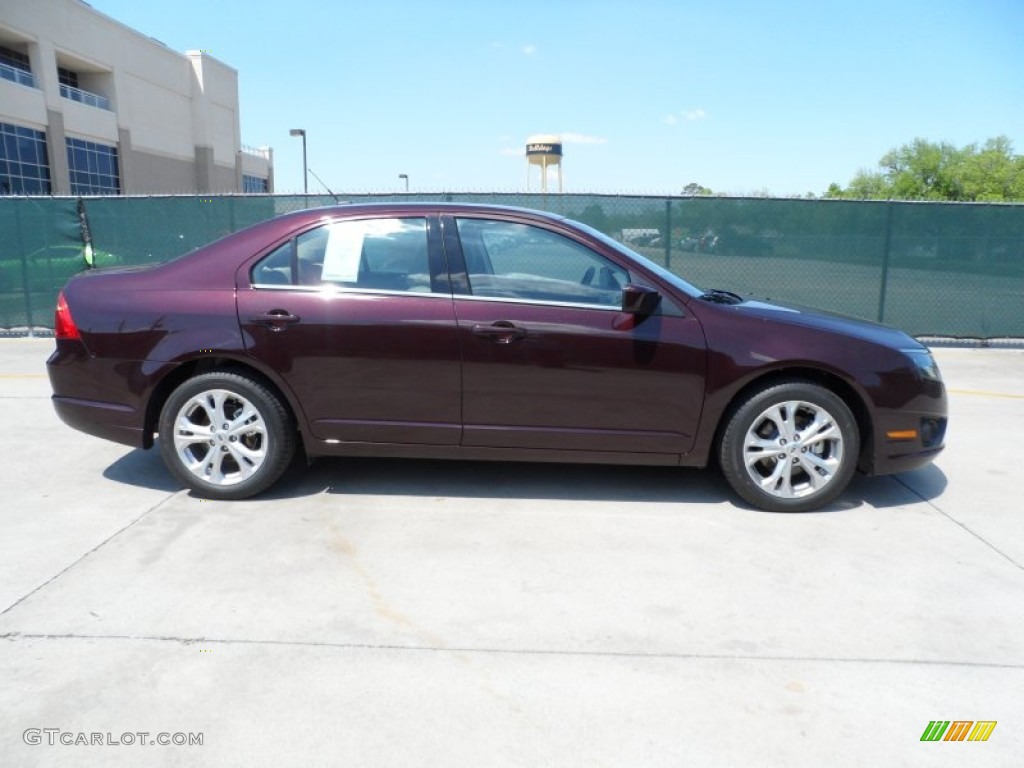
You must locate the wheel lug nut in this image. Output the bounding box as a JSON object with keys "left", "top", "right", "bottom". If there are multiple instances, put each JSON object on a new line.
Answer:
{"left": 779, "top": 439, "right": 787, "bottom": 446}
{"left": 223, "top": 423, "right": 229, "bottom": 430}
{"left": 208, "top": 439, "right": 214, "bottom": 446}
{"left": 229, "top": 435, "right": 237, "bottom": 442}
{"left": 801, "top": 447, "right": 807, "bottom": 453}
{"left": 792, "top": 458, "right": 799, "bottom": 464}
{"left": 777, "top": 453, "right": 785, "bottom": 460}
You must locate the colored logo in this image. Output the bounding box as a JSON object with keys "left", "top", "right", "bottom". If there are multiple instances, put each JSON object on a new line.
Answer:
{"left": 921, "top": 721, "right": 997, "bottom": 742}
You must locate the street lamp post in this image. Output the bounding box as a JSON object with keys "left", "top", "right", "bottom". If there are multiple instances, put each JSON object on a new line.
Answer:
{"left": 289, "top": 128, "right": 308, "bottom": 197}
{"left": 398, "top": 174, "right": 409, "bottom": 193}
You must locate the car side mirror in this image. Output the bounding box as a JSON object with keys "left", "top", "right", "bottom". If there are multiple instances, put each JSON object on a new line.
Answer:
{"left": 621, "top": 284, "right": 661, "bottom": 315}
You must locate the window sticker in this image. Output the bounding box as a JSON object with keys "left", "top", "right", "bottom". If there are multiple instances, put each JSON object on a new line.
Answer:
{"left": 320, "top": 223, "right": 365, "bottom": 283}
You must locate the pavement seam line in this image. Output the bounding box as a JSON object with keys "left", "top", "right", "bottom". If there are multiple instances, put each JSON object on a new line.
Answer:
{"left": 893, "top": 476, "right": 1023, "bottom": 573}
{"left": 2, "top": 632, "right": 1022, "bottom": 670}
{"left": 0, "top": 491, "right": 186, "bottom": 617}
{"left": 947, "top": 388, "right": 1024, "bottom": 400}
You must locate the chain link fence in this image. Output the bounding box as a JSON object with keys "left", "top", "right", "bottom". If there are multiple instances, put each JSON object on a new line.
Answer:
{"left": 0, "top": 193, "right": 1021, "bottom": 338}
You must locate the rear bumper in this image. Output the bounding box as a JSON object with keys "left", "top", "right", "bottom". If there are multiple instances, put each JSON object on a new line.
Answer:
{"left": 47, "top": 339, "right": 149, "bottom": 449}
{"left": 51, "top": 395, "right": 144, "bottom": 448}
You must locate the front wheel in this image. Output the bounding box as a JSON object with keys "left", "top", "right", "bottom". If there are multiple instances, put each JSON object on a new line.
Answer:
{"left": 718, "top": 381, "right": 859, "bottom": 512}
{"left": 158, "top": 371, "right": 296, "bottom": 500}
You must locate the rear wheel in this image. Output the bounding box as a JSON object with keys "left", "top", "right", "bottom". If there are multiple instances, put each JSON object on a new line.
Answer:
{"left": 719, "top": 381, "right": 859, "bottom": 512}
{"left": 158, "top": 371, "right": 296, "bottom": 500}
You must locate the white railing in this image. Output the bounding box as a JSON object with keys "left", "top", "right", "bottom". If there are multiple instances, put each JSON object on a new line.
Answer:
{"left": 0, "top": 61, "right": 36, "bottom": 88}
{"left": 240, "top": 144, "right": 271, "bottom": 160}
{"left": 60, "top": 83, "right": 111, "bottom": 111}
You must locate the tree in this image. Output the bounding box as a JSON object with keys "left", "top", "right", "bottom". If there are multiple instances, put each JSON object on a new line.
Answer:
{"left": 826, "top": 137, "right": 1024, "bottom": 201}
{"left": 681, "top": 182, "right": 713, "bottom": 196}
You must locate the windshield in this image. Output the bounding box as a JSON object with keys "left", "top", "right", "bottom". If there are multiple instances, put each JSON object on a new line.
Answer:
{"left": 568, "top": 219, "right": 704, "bottom": 298}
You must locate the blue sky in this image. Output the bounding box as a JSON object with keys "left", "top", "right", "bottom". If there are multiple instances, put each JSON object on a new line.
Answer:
{"left": 90, "top": 0, "right": 1024, "bottom": 196}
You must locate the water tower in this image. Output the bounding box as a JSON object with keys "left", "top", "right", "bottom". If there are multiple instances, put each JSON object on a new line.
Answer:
{"left": 525, "top": 134, "right": 563, "bottom": 192}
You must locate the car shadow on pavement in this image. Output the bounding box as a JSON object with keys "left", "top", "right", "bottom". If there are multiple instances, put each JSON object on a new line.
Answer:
{"left": 268, "top": 457, "right": 942, "bottom": 514}
{"left": 312, "top": 457, "right": 731, "bottom": 504}
{"left": 840, "top": 464, "right": 948, "bottom": 510}
{"left": 100, "top": 447, "right": 948, "bottom": 513}
{"left": 883, "top": 464, "right": 949, "bottom": 505}
{"left": 103, "top": 446, "right": 182, "bottom": 493}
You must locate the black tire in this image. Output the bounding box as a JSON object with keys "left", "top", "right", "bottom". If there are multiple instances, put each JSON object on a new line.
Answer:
{"left": 718, "top": 381, "right": 859, "bottom": 512}
{"left": 158, "top": 371, "right": 296, "bottom": 500}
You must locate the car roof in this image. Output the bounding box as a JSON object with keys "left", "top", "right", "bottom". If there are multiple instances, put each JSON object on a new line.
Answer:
{"left": 275, "top": 202, "right": 571, "bottom": 226}
{"left": 150, "top": 202, "right": 576, "bottom": 287}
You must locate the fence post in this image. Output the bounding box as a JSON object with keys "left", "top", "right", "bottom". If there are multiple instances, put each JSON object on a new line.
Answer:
{"left": 664, "top": 199, "right": 672, "bottom": 270}
{"left": 877, "top": 200, "right": 894, "bottom": 323}
{"left": 14, "top": 201, "right": 35, "bottom": 335}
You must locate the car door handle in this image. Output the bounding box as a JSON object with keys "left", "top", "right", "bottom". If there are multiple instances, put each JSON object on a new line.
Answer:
{"left": 471, "top": 321, "right": 527, "bottom": 344}
{"left": 249, "top": 309, "right": 301, "bottom": 331}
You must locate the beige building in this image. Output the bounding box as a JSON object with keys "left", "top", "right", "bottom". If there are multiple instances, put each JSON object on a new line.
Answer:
{"left": 0, "top": 0, "right": 272, "bottom": 195}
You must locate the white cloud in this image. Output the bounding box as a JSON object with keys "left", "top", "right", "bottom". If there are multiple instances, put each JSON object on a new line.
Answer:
{"left": 665, "top": 108, "right": 707, "bottom": 127}
{"left": 522, "top": 44, "right": 537, "bottom": 55}
{"left": 500, "top": 147, "right": 524, "bottom": 156}
{"left": 561, "top": 132, "right": 608, "bottom": 145}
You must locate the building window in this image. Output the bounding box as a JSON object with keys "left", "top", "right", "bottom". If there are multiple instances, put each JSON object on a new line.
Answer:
{"left": 0, "top": 45, "right": 30, "bottom": 72}
{"left": 0, "top": 44, "right": 35, "bottom": 88}
{"left": 57, "top": 67, "right": 111, "bottom": 110}
{"left": 243, "top": 174, "right": 269, "bottom": 193}
{"left": 66, "top": 137, "right": 120, "bottom": 195}
{"left": 0, "top": 122, "right": 51, "bottom": 195}
{"left": 57, "top": 67, "right": 80, "bottom": 88}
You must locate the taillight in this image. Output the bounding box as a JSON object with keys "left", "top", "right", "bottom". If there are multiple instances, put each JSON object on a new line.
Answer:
{"left": 55, "top": 291, "right": 81, "bottom": 340}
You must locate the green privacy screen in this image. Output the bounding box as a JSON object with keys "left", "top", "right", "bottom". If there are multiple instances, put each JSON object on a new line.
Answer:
{"left": 0, "top": 193, "right": 1020, "bottom": 337}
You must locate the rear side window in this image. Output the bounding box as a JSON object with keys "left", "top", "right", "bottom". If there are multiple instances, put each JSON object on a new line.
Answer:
{"left": 251, "top": 241, "right": 293, "bottom": 286}
{"left": 251, "top": 217, "right": 441, "bottom": 294}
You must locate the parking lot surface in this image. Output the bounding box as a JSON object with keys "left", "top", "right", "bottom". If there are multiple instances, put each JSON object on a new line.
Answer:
{"left": 1, "top": 339, "right": 1022, "bottom": 767}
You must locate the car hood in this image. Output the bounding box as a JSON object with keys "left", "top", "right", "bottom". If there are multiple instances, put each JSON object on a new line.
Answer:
{"left": 725, "top": 296, "right": 923, "bottom": 350}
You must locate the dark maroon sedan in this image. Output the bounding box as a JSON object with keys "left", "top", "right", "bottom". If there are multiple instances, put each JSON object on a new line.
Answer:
{"left": 47, "top": 204, "right": 946, "bottom": 512}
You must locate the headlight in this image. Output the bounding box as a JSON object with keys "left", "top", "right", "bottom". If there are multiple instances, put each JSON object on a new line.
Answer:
{"left": 902, "top": 348, "right": 941, "bottom": 381}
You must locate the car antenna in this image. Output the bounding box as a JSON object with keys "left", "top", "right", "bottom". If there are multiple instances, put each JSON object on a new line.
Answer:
{"left": 307, "top": 168, "right": 341, "bottom": 203}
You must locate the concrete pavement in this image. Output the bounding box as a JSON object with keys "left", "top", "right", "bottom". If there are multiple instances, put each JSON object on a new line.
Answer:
{"left": 1, "top": 340, "right": 1022, "bottom": 766}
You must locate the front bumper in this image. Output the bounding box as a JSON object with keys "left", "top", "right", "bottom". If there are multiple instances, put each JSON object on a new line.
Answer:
{"left": 868, "top": 412, "right": 947, "bottom": 475}
{"left": 864, "top": 371, "right": 948, "bottom": 476}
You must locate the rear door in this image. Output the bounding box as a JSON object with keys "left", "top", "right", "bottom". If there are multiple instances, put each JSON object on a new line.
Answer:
{"left": 237, "top": 214, "right": 462, "bottom": 445}
{"left": 445, "top": 215, "right": 707, "bottom": 456}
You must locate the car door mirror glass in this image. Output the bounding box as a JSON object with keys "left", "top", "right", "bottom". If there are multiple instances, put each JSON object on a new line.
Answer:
{"left": 621, "top": 284, "right": 661, "bottom": 315}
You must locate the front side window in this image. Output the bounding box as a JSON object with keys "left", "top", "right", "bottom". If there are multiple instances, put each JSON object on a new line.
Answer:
{"left": 455, "top": 218, "right": 629, "bottom": 308}
{"left": 251, "top": 217, "right": 441, "bottom": 294}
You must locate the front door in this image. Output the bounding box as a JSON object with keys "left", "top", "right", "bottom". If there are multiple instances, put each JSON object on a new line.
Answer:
{"left": 447, "top": 215, "right": 706, "bottom": 456}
